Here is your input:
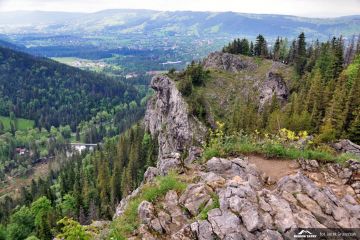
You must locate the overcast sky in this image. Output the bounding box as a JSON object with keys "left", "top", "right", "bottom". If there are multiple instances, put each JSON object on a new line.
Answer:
{"left": 0, "top": 0, "right": 359, "bottom": 18}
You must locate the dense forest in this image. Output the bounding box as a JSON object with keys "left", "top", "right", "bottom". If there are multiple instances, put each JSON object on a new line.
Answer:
{"left": 0, "top": 124, "right": 157, "bottom": 239}
{"left": 0, "top": 46, "right": 150, "bottom": 183}
{"left": 0, "top": 46, "right": 141, "bottom": 130}
{"left": 221, "top": 33, "right": 360, "bottom": 144}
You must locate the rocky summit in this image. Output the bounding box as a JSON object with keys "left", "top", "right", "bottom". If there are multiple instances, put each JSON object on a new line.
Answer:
{"left": 112, "top": 70, "right": 360, "bottom": 240}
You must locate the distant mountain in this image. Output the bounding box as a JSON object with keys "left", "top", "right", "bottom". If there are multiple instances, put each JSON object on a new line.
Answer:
{"left": 0, "top": 38, "right": 26, "bottom": 51}
{"left": 1, "top": 9, "right": 360, "bottom": 39}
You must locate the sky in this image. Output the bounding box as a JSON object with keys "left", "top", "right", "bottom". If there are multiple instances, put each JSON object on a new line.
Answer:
{"left": 0, "top": 0, "right": 359, "bottom": 18}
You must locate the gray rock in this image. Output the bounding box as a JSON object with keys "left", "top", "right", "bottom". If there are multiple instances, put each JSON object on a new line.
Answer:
{"left": 184, "top": 146, "right": 203, "bottom": 165}
{"left": 333, "top": 139, "right": 360, "bottom": 157}
{"left": 208, "top": 208, "right": 241, "bottom": 239}
{"left": 192, "top": 220, "right": 216, "bottom": 240}
{"left": 266, "top": 194, "right": 296, "bottom": 233}
{"left": 171, "top": 224, "right": 194, "bottom": 240}
{"left": 203, "top": 51, "right": 256, "bottom": 73}
{"left": 207, "top": 157, "right": 232, "bottom": 173}
{"left": 259, "top": 72, "right": 288, "bottom": 108}
{"left": 259, "top": 230, "right": 283, "bottom": 240}
{"left": 150, "top": 218, "right": 163, "bottom": 233}
{"left": 144, "top": 75, "right": 206, "bottom": 174}
{"left": 158, "top": 210, "right": 172, "bottom": 234}
{"left": 138, "top": 201, "right": 155, "bottom": 225}
{"left": 179, "top": 183, "right": 212, "bottom": 216}
{"left": 143, "top": 167, "right": 160, "bottom": 183}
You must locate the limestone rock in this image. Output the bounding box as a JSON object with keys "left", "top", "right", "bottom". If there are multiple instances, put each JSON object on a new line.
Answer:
{"left": 144, "top": 74, "right": 206, "bottom": 174}
{"left": 207, "top": 208, "right": 241, "bottom": 239}
{"left": 179, "top": 183, "right": 212, "bottom": 216}
{"left": 259, "top": 72, "right": 288, "bottom": 108}
{"left": 138, "top": 201, "right": 155, "bottom": 225}
{"left": 203, "top": 51, "right": 256, "bottom": 73}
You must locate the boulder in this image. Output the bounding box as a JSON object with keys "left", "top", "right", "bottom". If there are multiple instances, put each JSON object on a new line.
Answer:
{"left": 207, "top": 208, "right": 241, "bottom": 239}
{"left": 179, "top": 183, "right": 212, "bottom": 216}
{"left": 138, "top": 201, "right": 155, "bottom": 225}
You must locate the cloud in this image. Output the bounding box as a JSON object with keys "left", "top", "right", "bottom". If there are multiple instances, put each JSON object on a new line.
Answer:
{"left": 0, "top": 0, "right": 359, "bottom": 17}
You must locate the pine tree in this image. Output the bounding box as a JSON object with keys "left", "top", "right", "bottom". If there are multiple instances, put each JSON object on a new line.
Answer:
{"left": 323, "top": 74, "right": 347, "bottom": 136}
{"left": 349, "top": 111, "right": 360, "bottom": 144}
{"left": 273, "top": 37, "right": 281, "bottom": 61}
{"left": 250, "top": 41, "right": 254, "bottom": 56}
{"left": 295, "top": 32, "right": 307, "bottom": 75}
{"left": 254, "top": 34, "right": 268, "bottom": 57}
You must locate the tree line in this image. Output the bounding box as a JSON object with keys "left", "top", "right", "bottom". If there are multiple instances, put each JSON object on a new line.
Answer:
{"left": 224, "top": 33, "right": 360, "bottom": 144}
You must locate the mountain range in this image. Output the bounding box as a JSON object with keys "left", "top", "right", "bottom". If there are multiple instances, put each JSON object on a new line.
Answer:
{"left": 1, "top": 9, "right": 360, "bottom": 39}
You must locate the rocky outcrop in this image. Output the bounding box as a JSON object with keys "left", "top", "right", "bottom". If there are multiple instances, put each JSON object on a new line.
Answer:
{"left": 144, "top": 75, "right": 206, "bottom": 174}
{"left": 113, "top": 53, "right": 360, "bottom": 239}
{"left": 333, "top": 139, "right": 360, "bottom": 157}
{"left": 203, "top": 52, "right": 289, "bottom": 109}
{"left": 127, "top": 157, "right": 360, "bottom": 239}
{"left": 299, "top": 158, "right": 360, "bottom": 199}
{"left": 203, "top": 51, "right": 257, "bottom": 73}
{"left": 259, "top": 72, "right": 289, "bottom": 108}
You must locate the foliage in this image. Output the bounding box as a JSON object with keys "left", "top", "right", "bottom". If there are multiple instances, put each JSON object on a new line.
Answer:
{"left": 110, "top": 173, "right": 187, "bottom": 239}
{"left": 223, "top": 38, "right": 250, "bottom": 56}
{"left": 202, "top": 128, "right": 359, "bottom": 163}
{"left": 6, "top": 206, "right": 35, "bottom": 240}
{"left": 0, "top": 46, "right": 141, "bottom": 130}
{"left": 216, "top": 33, "right": 360, "bottom": 145}
{"left": 197, "top": 192, "right": 220, "bottom": 220}
{"left": 56, "top": 217, "right": 91, "bottom": 240}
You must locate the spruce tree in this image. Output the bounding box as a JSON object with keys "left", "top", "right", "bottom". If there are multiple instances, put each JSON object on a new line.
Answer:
{"left": 254, "top": 34, "right": 268, "bottom": 57}
{"left": 349, "top": 111, "right": 360, "bottom": 144}
{"left": 295, "top": 32, "right": 307, "bottom": 75}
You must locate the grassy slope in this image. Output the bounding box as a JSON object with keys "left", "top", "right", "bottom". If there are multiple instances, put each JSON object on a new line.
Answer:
{"left": 193, "top": 56, "right": 294, "bottom": 123}
{"left": 0, "top": 116, "right": 34, "bottom": 131}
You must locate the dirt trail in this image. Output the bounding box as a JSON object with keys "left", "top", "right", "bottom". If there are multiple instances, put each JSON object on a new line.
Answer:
{"left": 247, "top": 155, "right": 299, "bottom": 182}
{"left": 247, "top": 155, "right": 355, "bottom": 199}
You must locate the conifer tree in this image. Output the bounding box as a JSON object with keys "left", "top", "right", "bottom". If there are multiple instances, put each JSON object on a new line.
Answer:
{"left": 254, "top": 34, "right": 268, "bottom": 57}
{"left": 295, "top": 32, "right": 307, "bottom": 75}
{"left": 349, "top": 111, "right": 360, "bottom": 144}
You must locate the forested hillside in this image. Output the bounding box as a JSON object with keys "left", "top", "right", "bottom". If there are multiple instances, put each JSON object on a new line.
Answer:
{"left": 176, "top": 33, "right": 360, "bottom": 145}
{"left": 0, "top": 46, "right": 140, "bottom": 130}
{"left": 0, "top": 124, "right": 158, "bottom": 240}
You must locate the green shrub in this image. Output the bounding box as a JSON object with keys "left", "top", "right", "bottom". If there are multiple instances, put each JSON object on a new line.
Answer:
{"left": 178, "top": 77, "right": 192, "bottom": 96}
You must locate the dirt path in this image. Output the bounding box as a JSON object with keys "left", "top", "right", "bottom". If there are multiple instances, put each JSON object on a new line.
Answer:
{"left": 247, "top": 155, "right": 299, "bottom": 182}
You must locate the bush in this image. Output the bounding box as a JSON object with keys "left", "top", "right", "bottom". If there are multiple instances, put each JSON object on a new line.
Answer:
{"left": 178, "top": 77, "right": 192, "bottom": 96}
{"left": 185, "top": 62, "right": 209, "bottom": 86}
{"left": 188, "top": 93, "right": 207, "bottom": 121}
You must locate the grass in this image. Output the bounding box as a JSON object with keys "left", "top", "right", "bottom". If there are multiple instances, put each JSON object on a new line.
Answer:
{"left": 0, "top": 116, "right": 34, "bottom": 131}
{"left": 109, "top": 173, "right": 187, "bottom": 240}
{"left": 197, "top": 192, "right": 220, "bottom": 220}
{"left": 202, "top": 135, "right": 360, "bottom": 164}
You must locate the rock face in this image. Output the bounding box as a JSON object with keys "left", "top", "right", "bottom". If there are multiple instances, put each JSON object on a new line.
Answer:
{"left": 259, "top": 72, "right": 289, "bottom": 108}
{"left": 203, "top": 51, "right": 257, "bottom": 72}
{"left": 333, "top": 139, "right": 360, "bottom": 157}
{"left": 144, "top": 75, "right": 206, "bottom": 174}
{"left": 126, "top": 157, "right": 360, "bottom": 240}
